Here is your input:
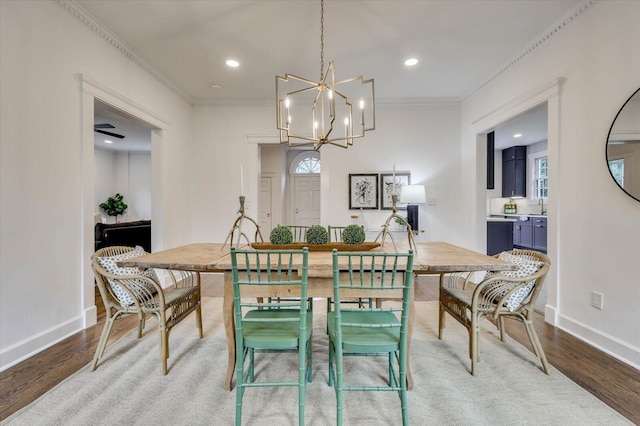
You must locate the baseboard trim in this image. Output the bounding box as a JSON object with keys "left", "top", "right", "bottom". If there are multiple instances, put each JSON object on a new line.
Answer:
{"left": 85, "top": 305, "right": 97, "bottom": 328}
{"left": 0, "top": 316, "right": 84, "bottom": 372}
{"left": 557, "top": 313, "right": 640, "bottom": 370}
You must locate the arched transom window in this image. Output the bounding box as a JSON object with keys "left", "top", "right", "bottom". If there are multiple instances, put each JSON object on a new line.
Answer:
{"left": 295, "top": 157, "right": 321, "bottom": 173}
{"left": 291, "top": 151, "right": 321, "bottom": 174}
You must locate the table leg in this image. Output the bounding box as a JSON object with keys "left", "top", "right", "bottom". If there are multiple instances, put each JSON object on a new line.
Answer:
{"left": 223, "top": 272, "right": 235, "bottom": 391}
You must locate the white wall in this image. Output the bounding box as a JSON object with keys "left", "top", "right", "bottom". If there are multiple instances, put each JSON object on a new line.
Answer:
{"left": 0, "top": 1, "right": 193, "bottom": 370}
{"left": 259, "top": 144, "right": 286, "bottom": 230}
{"left": 189, "top": 103, "right": 463, "bottom": 246}
{"left": 461, "top": 1, "right": 640, "bottom": 367}
{"left": 95, "top": 148, "right": 151, "bottom": 223}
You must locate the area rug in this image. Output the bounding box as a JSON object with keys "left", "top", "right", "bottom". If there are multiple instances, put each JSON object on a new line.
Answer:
{"left": 2, "top": 298, "right": 631, "bottom": 425}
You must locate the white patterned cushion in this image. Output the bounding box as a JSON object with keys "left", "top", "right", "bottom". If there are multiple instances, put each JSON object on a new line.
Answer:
{"left": 482, "top": 252, "right": 544, "bottom": 312}
{"left": 97, "top": 246, "right": 159, "bottom": 307}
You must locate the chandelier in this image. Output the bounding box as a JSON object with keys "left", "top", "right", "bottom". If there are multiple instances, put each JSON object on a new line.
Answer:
{"left": 276, "top": 0, "right": 375, "bottom": 150}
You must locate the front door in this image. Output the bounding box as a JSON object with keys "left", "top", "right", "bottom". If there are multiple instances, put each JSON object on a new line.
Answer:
{"left": 293, "top": 175, "right": 320, "bottom": 226}
{"left": 258, "top": 177, "right": 272, "bottom": 235}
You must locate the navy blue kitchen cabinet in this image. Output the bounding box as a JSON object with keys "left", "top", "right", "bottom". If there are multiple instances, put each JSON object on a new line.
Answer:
{"left": 487, "top": 221, "right": 514, "bottom": 255}
{"left": 502, "top": 146, "right": 527, "bottom": 198}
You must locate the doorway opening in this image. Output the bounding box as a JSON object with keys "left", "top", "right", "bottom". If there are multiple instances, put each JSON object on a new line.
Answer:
{"left": 472, "top": 78, "right": 561, "bottom": 325}
{"left": 79, "top": 74, "right": 167, "bottom": 329}
{"left": 289, "top": 151, "right": 321, "bottom": 226}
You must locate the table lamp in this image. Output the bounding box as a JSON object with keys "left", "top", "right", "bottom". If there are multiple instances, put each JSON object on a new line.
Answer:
{"left": 400, "top": 185, "right": 426, "bottom": 234}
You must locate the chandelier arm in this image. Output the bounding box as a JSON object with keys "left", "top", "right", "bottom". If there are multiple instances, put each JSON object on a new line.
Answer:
{"left": 278, "top": 73, "right": 323, "bottom": 87}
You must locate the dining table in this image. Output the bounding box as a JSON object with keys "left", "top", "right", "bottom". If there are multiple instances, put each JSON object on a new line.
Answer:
{"left": 119, "top": 241, "right": 515, "bottom": 390}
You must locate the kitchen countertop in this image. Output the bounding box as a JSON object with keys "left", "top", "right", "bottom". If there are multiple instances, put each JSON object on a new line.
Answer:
{"left": 487, "top": 217, "right": 517, "bottom": 222}
{"left": 490, "top": 213, "right": 547, "bottom": 219}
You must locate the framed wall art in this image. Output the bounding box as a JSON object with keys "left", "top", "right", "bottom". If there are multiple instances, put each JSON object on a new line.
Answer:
{"left": 380, "top": 173, "right": 410, "bottom": 210}
{"left": 349, "top": 174, "right": 379, "bottom": 209}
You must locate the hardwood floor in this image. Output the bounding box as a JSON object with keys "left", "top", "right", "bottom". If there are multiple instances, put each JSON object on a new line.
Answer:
{"left": 1, "top": 276, "right": 638, "bottom": 423}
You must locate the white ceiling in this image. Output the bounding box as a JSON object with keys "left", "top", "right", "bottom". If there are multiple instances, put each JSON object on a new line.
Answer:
{"left": 94, "top": 101, "right": 152, "bottom": 152}
{"left": 493, "top": 103, "right": 548, "bottom": 149}
{"left": 82, "top": 0, "right": 578, "bottom": 149}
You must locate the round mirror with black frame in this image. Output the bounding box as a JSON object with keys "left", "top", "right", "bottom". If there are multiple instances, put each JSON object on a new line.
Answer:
{"left": 606, "top": 88, "right": 640, "bottom": 202}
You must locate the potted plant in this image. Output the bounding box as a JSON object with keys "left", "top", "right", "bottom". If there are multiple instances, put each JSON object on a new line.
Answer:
{"left": 305, "top": 225, "right": 329, "bottom": 245}
{"left": 100, "top": 193, "right": 128, "bottom": 222}
{"left": 270, "top": 225, "right": 293, "bottom": 245}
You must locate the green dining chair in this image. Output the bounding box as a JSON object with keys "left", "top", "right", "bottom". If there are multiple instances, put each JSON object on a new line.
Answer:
{"left": 328, "top": 249, "right": 414, "bottom": 426}
{"left": 286, "top": 225, "right": 311, "bottom": 242}
{"left": 327, "top": 225, "right": 372, "bottom": 313}
{"left": 230, "top": 247, "right": 312, "bottom": 426}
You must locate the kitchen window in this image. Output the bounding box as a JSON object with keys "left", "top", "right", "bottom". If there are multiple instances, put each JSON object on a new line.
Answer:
{"left": 531, "top": 154, "right": 548, "bottom": 199}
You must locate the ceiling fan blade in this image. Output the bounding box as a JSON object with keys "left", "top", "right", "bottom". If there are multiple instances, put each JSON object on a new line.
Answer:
{"left": 95, "top": 129, "right": 125, "bottom": 139}
{"left": 94, "top": 123, "right": 115, "bottom": 129}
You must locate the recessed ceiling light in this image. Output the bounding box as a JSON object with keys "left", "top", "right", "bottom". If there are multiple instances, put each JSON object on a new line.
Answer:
{"left": 404, "top": 58, "right": 418, "bottom": 67}
{"left": 104, "top": 140, "right": 113, "bottom": 144}
{"left": 513, "top": 133, "right": 522, "bottom": 138}
{"left": 226, "top": 59, "right": 239, "bottom": 68}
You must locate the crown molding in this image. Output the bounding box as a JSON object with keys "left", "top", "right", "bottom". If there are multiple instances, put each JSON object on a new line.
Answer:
{"left": 58, "top": 0, "right": 593, "bottom": 109}
{"left": 58, "top": 0, "right": 192, "bottom": 103}
{"left": 377, "top": 97, "right": 460, "bottom": 106}
{"left": 77, "top": 73, "right": 170, "bottom": 128}
{"left": 471, "top": 77, "right": 565, "bottom": 129}
{"left": 246, "top": 135, "right": 280, "bottom": 144}
{"left": 462, "top": 0, "right": 597, "bottom": 102}
{"left": 193, "top": 96, "right": 461, "bottom": 108}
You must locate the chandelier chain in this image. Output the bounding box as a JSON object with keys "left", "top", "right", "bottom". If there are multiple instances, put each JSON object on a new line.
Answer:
{"left": 320, "top": 0, "right": 324, "bottom": 79}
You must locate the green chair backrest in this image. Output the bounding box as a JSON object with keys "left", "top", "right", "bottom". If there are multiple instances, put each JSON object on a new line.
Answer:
{"left": 328, "top": 226, "right": 346, "bottom": 243}
{"left": 230, "top": 247, "right": 310, "bottom": 336}
{"left": 331, "top": 249, "right": 414, "bottom": 338}
{"left": 286, "top": 226, "right": 311, "bottom": 242}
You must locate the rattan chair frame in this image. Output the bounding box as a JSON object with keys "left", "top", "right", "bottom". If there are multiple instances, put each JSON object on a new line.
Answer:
{"left": 438, "top": 249, "right": 550, "bottom": 375}
{"left": 91, "top": 246, "right": 203, "bottom": 375}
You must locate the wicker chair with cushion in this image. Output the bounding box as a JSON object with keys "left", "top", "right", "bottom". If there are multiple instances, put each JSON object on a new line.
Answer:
{"left": 438, "top": 249, "right": 550, "bottom": 375}
{"left": 328, "top": 249, "right": 414, "bottom": 426}
{"left": 230, "top": 247, "right": 312, "bottom": 426}
{"left": 92, "top": 245, "right": 203, "bottom": 375}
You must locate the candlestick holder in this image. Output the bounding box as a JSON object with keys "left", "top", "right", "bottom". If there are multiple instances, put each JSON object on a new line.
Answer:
{"left": 374, "top": 194, "right": 417, "bottom": 252}
{"left": 222, "top": 195, "right": 264, "bottom": 250}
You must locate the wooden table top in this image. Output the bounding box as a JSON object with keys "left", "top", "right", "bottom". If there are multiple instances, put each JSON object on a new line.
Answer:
{"left": 118, "top": 241, "right": 515, "bottom": 275}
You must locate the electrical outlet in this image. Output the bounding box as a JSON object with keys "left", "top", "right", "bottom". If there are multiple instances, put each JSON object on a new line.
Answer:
{"left": 591, "top": 291, "right": 604, "bottom": 310}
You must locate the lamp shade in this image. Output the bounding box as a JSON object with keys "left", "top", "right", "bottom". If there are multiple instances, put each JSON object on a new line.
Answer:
{"left": 400, "top": 185, "right": 426, "bottom": 204}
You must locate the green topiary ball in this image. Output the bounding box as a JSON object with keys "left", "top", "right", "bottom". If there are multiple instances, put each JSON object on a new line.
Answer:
{"left": 270, "top": 225, "right": 293, "bottom": 245}
{"left": 342, "top": 225, "right": 366, "bottom": 244}
{"left": 305, "top": 225, "right": 329, "bottom": 245}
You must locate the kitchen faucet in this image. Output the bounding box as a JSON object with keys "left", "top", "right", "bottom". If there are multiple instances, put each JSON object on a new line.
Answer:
{"left": 539, "top": 198, "right": 546, "bottom": 215}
